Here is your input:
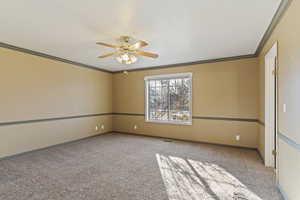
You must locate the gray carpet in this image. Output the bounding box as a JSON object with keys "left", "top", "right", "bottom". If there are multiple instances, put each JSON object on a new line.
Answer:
{"left": 0, "top": 133, "right": 283, "bottom": 200}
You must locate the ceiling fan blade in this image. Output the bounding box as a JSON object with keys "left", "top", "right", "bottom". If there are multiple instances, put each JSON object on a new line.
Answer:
{"left": 129, "top": 41, "right": 149, "bottom": 50}
{"left": 96, "top": 42, "right": 119, "bottom": 49}
{"left": 135, "top": 51, "right": 159, "bottom": 58}
{"left": 98, "top": 52, "right": 120, "bottom": 58}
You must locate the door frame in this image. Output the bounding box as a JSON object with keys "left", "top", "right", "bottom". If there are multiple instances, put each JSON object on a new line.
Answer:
{"left": 264, "top": 42, "right": 278, "bottom": 168}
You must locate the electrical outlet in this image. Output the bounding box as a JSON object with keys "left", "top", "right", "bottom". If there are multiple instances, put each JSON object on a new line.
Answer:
{"left": 95, "top": 126, "right": 98, "bottom": 131}
{"left": 134, "top": 125, "right": 138, "bottom": 130}
{"left": 101, "top": 125, "right": 105, "bottom": 130}
{"left": 236, "top": 135, "right": 240, "bottom": 141}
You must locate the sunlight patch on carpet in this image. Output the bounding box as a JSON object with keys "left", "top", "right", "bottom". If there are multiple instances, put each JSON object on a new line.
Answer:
{"left": 156, "top": 154, "right": 262, "bottom": 200}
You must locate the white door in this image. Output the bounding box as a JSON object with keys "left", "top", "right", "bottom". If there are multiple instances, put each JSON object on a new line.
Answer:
{"left": 264, "top": 42, "right": 278, "bottom": 168}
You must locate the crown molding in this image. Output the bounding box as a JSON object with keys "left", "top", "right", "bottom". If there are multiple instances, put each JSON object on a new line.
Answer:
{"left": 255, "top": 0, "right": 292, "bottom": 56}
{"left": 0, "top": 42, "right": 111, "bottom": 73}
{"left": 0, "top": 0, "right": 291, "bottom": 73}
{"left": 112, "top": 54, "right": 256, "bottom": 73}
{"left": 113, "top": 0, "right": 292, "bottom": 73}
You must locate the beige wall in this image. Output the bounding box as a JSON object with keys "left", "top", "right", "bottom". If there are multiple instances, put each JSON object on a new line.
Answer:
{"left": 0, "top": 47, "right": 112, "bottom": 158}
{"left": 278, "top": 139, "right": 300, "bottom": 200}
{"left": 258, "top": 124, "right": 265, "bottom": 161}
{"left": 0, "top": 116, "right": 112, "bottom": 158}
{"left": 113, "top": 58, "right": 260, "bottom": 148}
{"left": 1, "top": 2, "right": 298, "bottom": 197}
{"left": 258, "top": 0, "right": 300, "bottom": 199}
{"left": 0, "top": 47, "right": 261, "bottom": 156}
{"left": 258, "top": 56, "right": 266, "bottom": 160}
{"left": 0, "top": 1, "right": 298, "bottom": 197}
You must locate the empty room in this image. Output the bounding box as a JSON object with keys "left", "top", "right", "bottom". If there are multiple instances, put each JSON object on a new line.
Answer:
{"left": 0, "top": 0, "right": 299, "bottom": 199}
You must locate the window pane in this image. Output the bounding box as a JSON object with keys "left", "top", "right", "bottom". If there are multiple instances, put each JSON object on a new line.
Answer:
{"left": 149, "top": 80, "right": 156, "bottom": 87}
{"left": 161, "top": 80, "right": 168, "bottom": 87}
{"left": 176, "top": 78, "right": 182, "bottom": 87}
{"left": 149, "top": 92, "right": 156, "bottom": 111}
{"left": 155, "top": 80, "right": 161, "bottom": 87}
{"left": 169, "top": 79, "right": 176, "bottom": 87}
{"left": 146, "top": 74, "right": 192, "bottom": 124}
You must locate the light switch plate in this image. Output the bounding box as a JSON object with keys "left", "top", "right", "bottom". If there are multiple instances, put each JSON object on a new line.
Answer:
{"left": 283, "top": 104, "right": 287, "bottom": 113}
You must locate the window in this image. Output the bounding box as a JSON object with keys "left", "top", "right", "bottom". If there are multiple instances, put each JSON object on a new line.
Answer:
{"left": 145, "top": 73, "right": 192, "bottom": 125}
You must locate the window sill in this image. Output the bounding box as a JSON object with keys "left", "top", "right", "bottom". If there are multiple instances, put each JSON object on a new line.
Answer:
{"left": 145, "top": 120, "right": 192, "bottom": 126}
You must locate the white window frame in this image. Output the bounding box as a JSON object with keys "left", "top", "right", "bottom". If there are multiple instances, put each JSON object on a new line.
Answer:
{"left": 144, "top": 72, "right": 193, "bottom": 125}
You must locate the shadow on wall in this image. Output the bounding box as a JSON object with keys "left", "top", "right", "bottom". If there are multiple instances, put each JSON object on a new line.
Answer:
{"left": 156, "top": 154, "right": 262, "bottom": 200}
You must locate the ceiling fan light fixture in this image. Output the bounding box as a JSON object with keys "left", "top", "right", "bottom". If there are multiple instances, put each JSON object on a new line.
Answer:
{"left": 97, "top": 36, "right": 158, "bottom": 64}
{"left": 116, "top": 53, "right": 137, "bottom": 65}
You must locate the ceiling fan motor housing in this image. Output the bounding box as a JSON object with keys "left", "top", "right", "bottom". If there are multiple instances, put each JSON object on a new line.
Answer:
{"left": 120, "top": 36, "right": 132, "bottom": 44}
{"left": 97, "top": 36, "right": 158, "bottom": 64}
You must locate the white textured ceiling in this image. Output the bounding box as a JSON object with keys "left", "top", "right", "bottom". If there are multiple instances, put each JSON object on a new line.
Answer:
{"left": 0, "top": 0, "right": 281, "bottom": 71}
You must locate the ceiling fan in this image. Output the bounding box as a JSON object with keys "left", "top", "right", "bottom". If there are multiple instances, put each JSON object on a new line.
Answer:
{"left": 96, "top": 36, "right": 158, "bottom": 65}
